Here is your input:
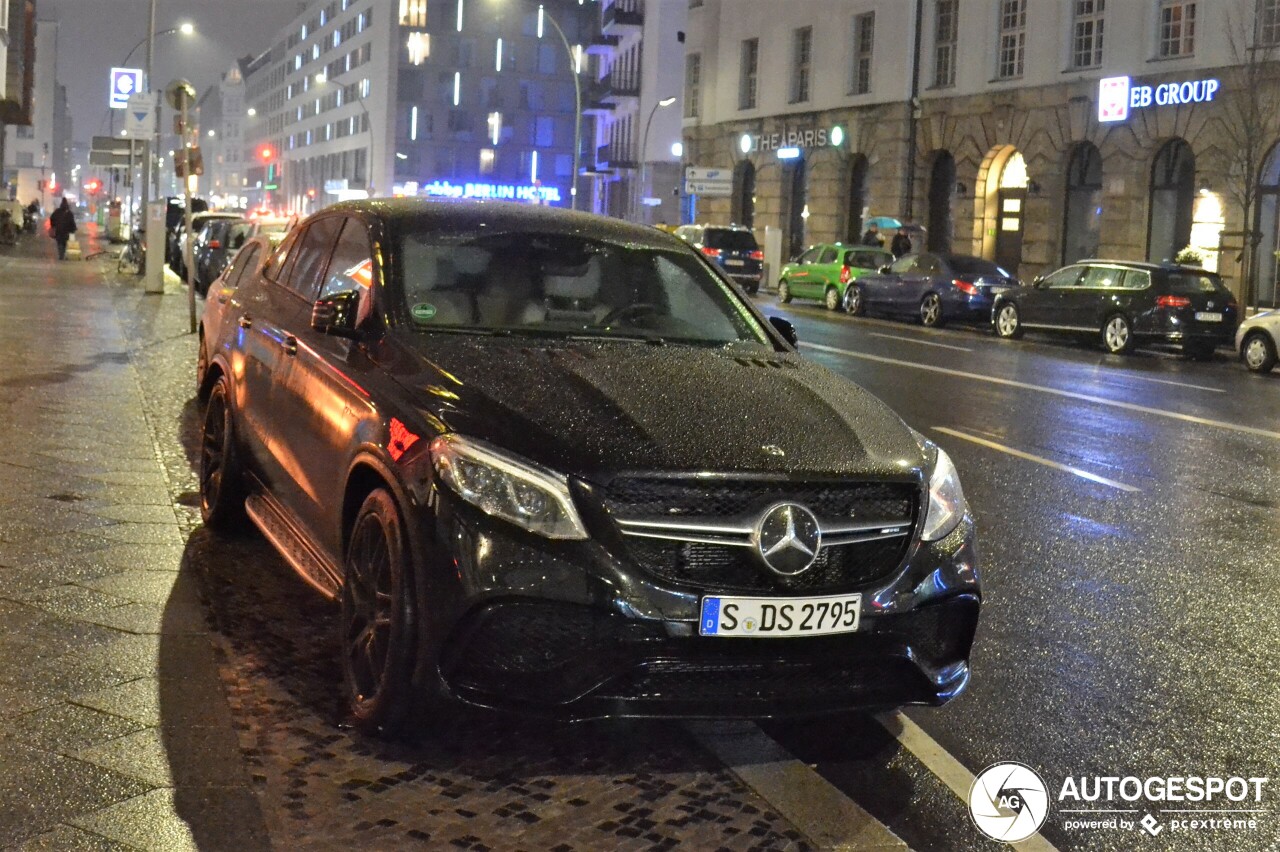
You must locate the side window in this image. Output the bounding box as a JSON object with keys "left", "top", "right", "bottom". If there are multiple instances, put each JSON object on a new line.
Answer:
{"left": 1080, "top": 266, "right": 1121, "bottom": 288}
{"left": 817, "top": 246, "right": 839, "bottom": 264}
{"left": 916, "top": 254, "right": 943, "bottom": 275}
{"left": 264, "top": 228, "right": 303, "bottom": 282}
{"left": 224, "top": 244, "right": 261, "bottom": 289}
{"left": 1042, "top": 265, "right": 1084, "bottom": 289}
{"left": 319, "top": 219, "right": 375, "bottom": 301}
{"left": 283, "top": 217, "right": 344, "bottom": 300}
{"left": 889, "top": 255, "right": 916, "bottom": 274}
{"left": 1121, "top": 269, "right": 1152, "bottom": 290}
{"left": 798, "top": 247, "right": 822, "bottom": 264}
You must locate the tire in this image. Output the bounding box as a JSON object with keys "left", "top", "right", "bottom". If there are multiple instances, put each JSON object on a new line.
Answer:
{"left": 824, "top": 286, "right": 840, "bottom": 311}
{"left": 1242, "top": 331, "right": 1278, "bottom": 373}
{"left": 1101, "top": 313, "right": 1135, "bottom": 354}
{"left": 196, "top": 331, "right": 209, "bottom": 398}
{"left": 777, "top": 279, "right": 793, "bottom": 303}
{"left": 199, "top": 377, "right": 248, "bottom": 532}
{"left": 994, "top": 302, "right": 1023, "bottom": 339}
{"left": 844, "top": 283, "right": 865, "bottom": 316}
{"left": 919, "top": 292, "right": 945, "bottom": 327}
{"left": 341, "top": 488, "right": 419, "bottom": 737}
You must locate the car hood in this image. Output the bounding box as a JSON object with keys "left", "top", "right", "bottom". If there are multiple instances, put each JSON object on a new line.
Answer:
{"left": 388, "top": 336, "right": 926, "bottom": 483}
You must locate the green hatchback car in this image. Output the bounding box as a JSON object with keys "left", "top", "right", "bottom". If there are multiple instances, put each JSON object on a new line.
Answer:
{"left": 778, "top": 244, "right": 895, "bottom": 311}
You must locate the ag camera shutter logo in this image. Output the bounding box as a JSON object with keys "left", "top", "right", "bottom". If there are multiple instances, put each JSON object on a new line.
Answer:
{"left": 969, "top": 762, "right": 1051, "bottom": 842}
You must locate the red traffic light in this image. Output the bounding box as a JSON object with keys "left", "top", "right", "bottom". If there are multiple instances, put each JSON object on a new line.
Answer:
{"left": 306, "top": 188, "right": 317, "bottom": 199}
{"left": 258, "top": 145, "right": 275, "bottom": 163}
{"left": 85, "top": 179, "right": 102, "bottom": 195}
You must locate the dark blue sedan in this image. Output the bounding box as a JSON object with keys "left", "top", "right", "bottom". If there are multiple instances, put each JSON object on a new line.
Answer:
{"left": 844, "top": 252, "right": 1020, "bottom": 327}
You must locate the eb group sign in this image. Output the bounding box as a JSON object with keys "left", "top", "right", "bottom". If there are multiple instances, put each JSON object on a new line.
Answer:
{"left": 109, "top": 68, "right": 144, "bottom": 110}
{"left": 1097, "top": 75, "right": 1221, "bottom": 123}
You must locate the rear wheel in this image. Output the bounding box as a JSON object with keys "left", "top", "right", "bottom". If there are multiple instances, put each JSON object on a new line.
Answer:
{"left": 823, "top": 286, "right": 840, "bottom": 311}
{"left": 1102, "top": 313, "right": 1135, "bottom": 354}
{"left": 919, "top": 293, "right": 945, "bottom": 327}
{"left": 199, "top": 377, "right": 248, "bottom": 532}
{"left": 777, "top": 279, "right": 793, "bottom": 303}
{"left": 341, "top": 488, "right": 419, "bottom": 738}
{"left": 1243, "top": 331, "right": 1278, "bottom": 373}
{"left": 844, "top": 283, "right": 865, "bottom": 316}
{"left": 994, "top": 302, "right": 1023, "bottom": 339}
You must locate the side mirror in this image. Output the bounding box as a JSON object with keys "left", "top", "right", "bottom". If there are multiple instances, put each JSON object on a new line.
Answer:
{"left": 768, "top": 315, "right": 798, "bottom": 347}
{"left": 1032, "top": 275, "right": 1044, "bottom": 288}
{"left": 311, "top": 290, "right": 362, "bottom": 340}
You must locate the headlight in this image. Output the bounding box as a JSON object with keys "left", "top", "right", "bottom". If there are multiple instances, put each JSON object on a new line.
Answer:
{"left": 431, "top": 435, "right": 589, "bottom": 540}
{"left": 921, "top": 446, "right": 967, "bottom": 542}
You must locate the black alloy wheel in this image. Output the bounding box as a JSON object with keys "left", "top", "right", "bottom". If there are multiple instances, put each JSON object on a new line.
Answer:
{"left": 199, "top": 377, "right": 247, "bottom": 531}
{"left": 341, "top": 488, "right": 418, "bottom": 737}
{"left": 1243, "top": 331, "right": 1278, "bottom": 373}
{"left": 920, "top": 292, "right": 945, "bottom": 327}
{"left": 777, "top": 280, "right": 793, "bottom": 303}
{"left": 844, "top": 284, "right": 865, "bottom": 316}
{"left": 995, "top": 302, "right": 1023, "bottom": 339}
{"left": 1102, "top": 313, "right": 1135, "bottom": 354}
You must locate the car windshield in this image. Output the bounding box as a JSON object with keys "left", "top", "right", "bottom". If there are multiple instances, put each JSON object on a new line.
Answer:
{"left": 703, "top": 229, "right": 759, "bottom": 252}
{"left": 1165, "top": 272, "right": 1228, "bottom": 296}
{"left": 949, "top": 256, "right": 1011, "bottom": 277}
{"left": 394, "top": 228, "right": 773, "bottom": 347}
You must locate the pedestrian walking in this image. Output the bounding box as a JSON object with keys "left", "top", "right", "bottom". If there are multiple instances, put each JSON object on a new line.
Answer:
{"left": 48, "top": 197, "right": 76, "bottom": 260}
{"left": 861, "top": 224, "right": 883, "bottom": 247}
{"left": 891, "top": 227, "right": 913, "bottom": 258}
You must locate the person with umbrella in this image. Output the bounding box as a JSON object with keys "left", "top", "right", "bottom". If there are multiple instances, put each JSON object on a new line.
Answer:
{"left": 862, "top": 223, "right": 883, "bottom": 247}
{"left": 891, "top": 226, "right": 913, "bottom": 258}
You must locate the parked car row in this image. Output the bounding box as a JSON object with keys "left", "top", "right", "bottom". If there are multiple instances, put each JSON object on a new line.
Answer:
{"left": 776, "top": 249, "right": 1277, "bottom": 373}
{"left": 169, "top": 209, "right": 296, "bottom": 295}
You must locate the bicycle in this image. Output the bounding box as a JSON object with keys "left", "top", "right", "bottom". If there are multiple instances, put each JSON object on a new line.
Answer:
{"left": 117, "top": 229, "right": 145, "bottom": 276}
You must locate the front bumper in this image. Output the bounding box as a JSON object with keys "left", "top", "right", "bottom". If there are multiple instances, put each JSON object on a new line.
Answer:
{"left": 420, "top": 490, "right": 981, "bottom": 721}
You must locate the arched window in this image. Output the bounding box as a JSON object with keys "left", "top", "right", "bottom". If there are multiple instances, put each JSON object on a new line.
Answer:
{"left": 1256, "top": 144, "right": 1280, "bottom": 307}
{"left": 1148, "top": 139, "right": 1195, "bottom": 263}
{"left": 845, "top": 155, "right": 869, "bottom": 244}
{"left": 732, "top": 159, "right": 756, "bottom": 228}
{"left": 927, "top": 151, "right": 956, "bottom": 252}
{"left": 1063, "top": 142, "right": 1103, "bottom": 264}
{"left": 785, "top": 158, "right": 807, "bottom": 259}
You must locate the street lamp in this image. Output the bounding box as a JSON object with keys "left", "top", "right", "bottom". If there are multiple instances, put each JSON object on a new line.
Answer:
{"left": 535, "top": 5, "right": 582, "bottom": 209}
{"left": 635, "top": 95, "right": 676, "bottom": 224}
{"left": 315, "top": 72, "right": 375, "bottom": 197}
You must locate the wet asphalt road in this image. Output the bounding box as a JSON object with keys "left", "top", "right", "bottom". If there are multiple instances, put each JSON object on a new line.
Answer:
{"left": 756, "top": 297, "right": 1280, "bottom": 850}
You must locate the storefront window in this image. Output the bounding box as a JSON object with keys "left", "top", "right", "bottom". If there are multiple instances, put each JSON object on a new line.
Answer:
{"left": 927, "top": 151, "right": 955, "bottom": 252}
{"left": 845, "top": 155, "right": 869, "bottom": 244}
{"left": 1256, "top": 143, "right": 1280, "bottom": 305}
{"left": 733, "top": 160, "right": 756, "bottom": 229}
{"left": 1148, "top": 139, "right": 1194, "bottom": 263}
{"left": 1063, "top": 143, "right": 1103, "bottom": 264}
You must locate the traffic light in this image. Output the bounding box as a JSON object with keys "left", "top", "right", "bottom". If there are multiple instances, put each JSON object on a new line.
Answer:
{"left": 85, "top": 179, "right": 102, "bottom": 195}
{"left": 306, "top": 188, "right": 317, "bottom": 200}
{"left": 258, "top": 145, "right": 275, "bottom": 163}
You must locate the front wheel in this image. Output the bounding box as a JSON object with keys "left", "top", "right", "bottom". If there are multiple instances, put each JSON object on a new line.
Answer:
{"left": 341, "top": 488, "right": 419, "bottom": 737}
{"left": 824, "top": 286, "right": 840, "bottom": 311}
{"left": 844, "top": 284, "right": 865, "bottom": 316}
{"left": 994, "top": 302, "right": 1023, "bottom": 339}
{"left": 1102, "top": 313, "right": 1135, "bottom": 354}
{"left": 1242, "top": 331, "right": 1278, "bottom": 373}
{"left": 920, "top": 292, "right": 945, "bottom": 327}
{"left": 777, "top": 279, "right": 793, "bottom": 303}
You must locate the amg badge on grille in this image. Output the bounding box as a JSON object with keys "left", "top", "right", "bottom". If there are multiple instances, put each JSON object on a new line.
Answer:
{"left": 752, "top": 503, "right": 822, "bottom": 575}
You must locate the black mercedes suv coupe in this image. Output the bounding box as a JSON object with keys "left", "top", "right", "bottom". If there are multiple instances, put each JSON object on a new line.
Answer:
{"left": 197, "top": 199, "right": 981, "bottom": 735}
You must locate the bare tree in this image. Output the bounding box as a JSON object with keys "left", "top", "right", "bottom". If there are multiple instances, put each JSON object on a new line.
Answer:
{"left": 1214, "top": 3, "right": 1280, "bottom": 310}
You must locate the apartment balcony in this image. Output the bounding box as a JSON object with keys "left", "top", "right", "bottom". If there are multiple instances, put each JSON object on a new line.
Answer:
{"left": 602, "top": 0, "right": 643, "bottom": 33}
{"left": 585, "top": 34, "right": 621, "bottom": 56}
{"left": 596, "top": 144, "right": 636, "bottom": 170}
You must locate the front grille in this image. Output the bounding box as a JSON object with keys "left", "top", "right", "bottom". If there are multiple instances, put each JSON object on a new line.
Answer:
{"left": 603, "top": 478, "right": 918, "bottom": 592}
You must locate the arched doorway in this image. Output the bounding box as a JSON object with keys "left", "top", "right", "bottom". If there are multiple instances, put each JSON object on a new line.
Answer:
{"left": 733, "top": 159, "right": 756, "bottom": 228}
{"left": 980, "top": 147, "right": 1028, "bottom": 274}
{"left": 1062, "top": 142, "right": 1103, "bottom": 264}
{"left": 784, "top": 158, "right": 807, "bottom": 259}
{"left": 927, "top": 151, "right": 956, "bottom": 252}
{"left": 1148, "top": 139, "right": 1195, "bottom": 263}
{"left": 1256, "top": 143, "right": 1280, "bottom": 306}
{"left": 844, "top": 155, "right": 869, "bottom": 244}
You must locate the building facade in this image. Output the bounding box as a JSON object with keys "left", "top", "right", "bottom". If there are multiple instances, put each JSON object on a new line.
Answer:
{"left": 4, "top": 18, "right": 57, "bottom": 207}
{"left": 683, "top": 0, "right": 1280, "bottom": 306}
{"left": 197, "top": 63, "right": 248, "bottom": 208}
{"left": 241, "top": 0, "right": 597, "bottom": 216}
{"left": 587, "top": 0, "right": 686, "bottom": 226}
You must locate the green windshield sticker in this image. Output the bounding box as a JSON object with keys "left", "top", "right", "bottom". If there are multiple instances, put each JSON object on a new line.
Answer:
{"left": 412, "top": 303, "right": 437, "bottom": 322}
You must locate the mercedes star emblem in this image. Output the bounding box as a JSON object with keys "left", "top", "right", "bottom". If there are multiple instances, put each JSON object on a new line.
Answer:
{"left": 752, "top": 502, "right": 822, "bottom": 575}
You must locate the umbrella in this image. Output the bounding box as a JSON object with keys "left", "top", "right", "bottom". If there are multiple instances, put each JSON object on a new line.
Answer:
{"left": 864, "top": 216, "right": 903, "bottom": 230}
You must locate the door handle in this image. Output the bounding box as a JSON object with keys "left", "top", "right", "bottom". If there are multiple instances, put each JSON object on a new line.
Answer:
{"left": 281, "top": 335, "right": 298, "bottom": 356}
{"left": 238, "top": 315, "right": 253, "bottom": 329}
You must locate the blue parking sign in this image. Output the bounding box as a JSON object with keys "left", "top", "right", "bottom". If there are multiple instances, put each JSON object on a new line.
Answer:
{"left": 110, "top": 68, "right": 143, "bottom": 110}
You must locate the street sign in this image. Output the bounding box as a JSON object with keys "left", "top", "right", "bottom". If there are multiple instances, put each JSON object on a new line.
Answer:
{"left": 685, "top": 166, "right": 733, "bottom": 197}
{"left": 109, "top": 67, "right": 143, "bottom": 110}
{"left": 124, "top": 94, "right": 155, "bottom": 137}
{"left": 89, "top": 151, "right": 132, "bottom": 167}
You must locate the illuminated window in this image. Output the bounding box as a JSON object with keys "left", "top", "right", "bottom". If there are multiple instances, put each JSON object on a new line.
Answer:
{"left": 400, "top": 0, "right": 427, "bottom": 27}
{"left": 407, "top": 31, "right": 430, "bottom": 65}
{"left": 1158, "top": 0, "right": 1196, "bottom": 57}
{"left": 479, "top": 148, "right": 495, "bottom": 175}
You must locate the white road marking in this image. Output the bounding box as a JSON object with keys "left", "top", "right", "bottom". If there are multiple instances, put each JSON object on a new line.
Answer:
{"left": 801, "top": 342, "right": 1280, "bottom": 442}
{"left": 688, "top": 721, "right": 908, "bottom": 850}
{"left": 875, "top": 711, "right": 1063, "bottom": 852}
{"left": 932, "top": 426, "right": 1142, "bottom": 493}
{"left": 1111, "top": 373, "right": 1225, "bottom": 393}
{"left": 870, "top": 332, "right": 973, "bottom": 352}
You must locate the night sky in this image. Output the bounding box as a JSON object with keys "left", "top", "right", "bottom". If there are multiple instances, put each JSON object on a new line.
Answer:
{"left": 40, "top": 0, "right": 307, "bottom": 144}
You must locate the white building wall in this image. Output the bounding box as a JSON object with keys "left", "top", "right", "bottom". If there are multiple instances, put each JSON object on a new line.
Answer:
{"left": 4, "top": 19, "right": 55, "bottom": 207}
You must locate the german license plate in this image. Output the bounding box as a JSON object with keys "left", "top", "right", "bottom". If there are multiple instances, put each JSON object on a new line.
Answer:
{"left": 699, "top": 593, "right": 861, "bottom": 638}
{"left": 725, "top": 259, "right": 744, "bottom": 267}
{"left": 1194, "top": 311, "right": 1223, "bottom": 322}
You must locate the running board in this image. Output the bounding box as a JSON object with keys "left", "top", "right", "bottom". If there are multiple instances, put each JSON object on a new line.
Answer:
{"left": 245, "top": 492, "right": 342, "bottom": 601}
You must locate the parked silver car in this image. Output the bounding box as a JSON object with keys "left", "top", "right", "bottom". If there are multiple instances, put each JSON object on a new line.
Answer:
{"left": 1236, "top": 309, "right": 1280, "bottom": 373}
